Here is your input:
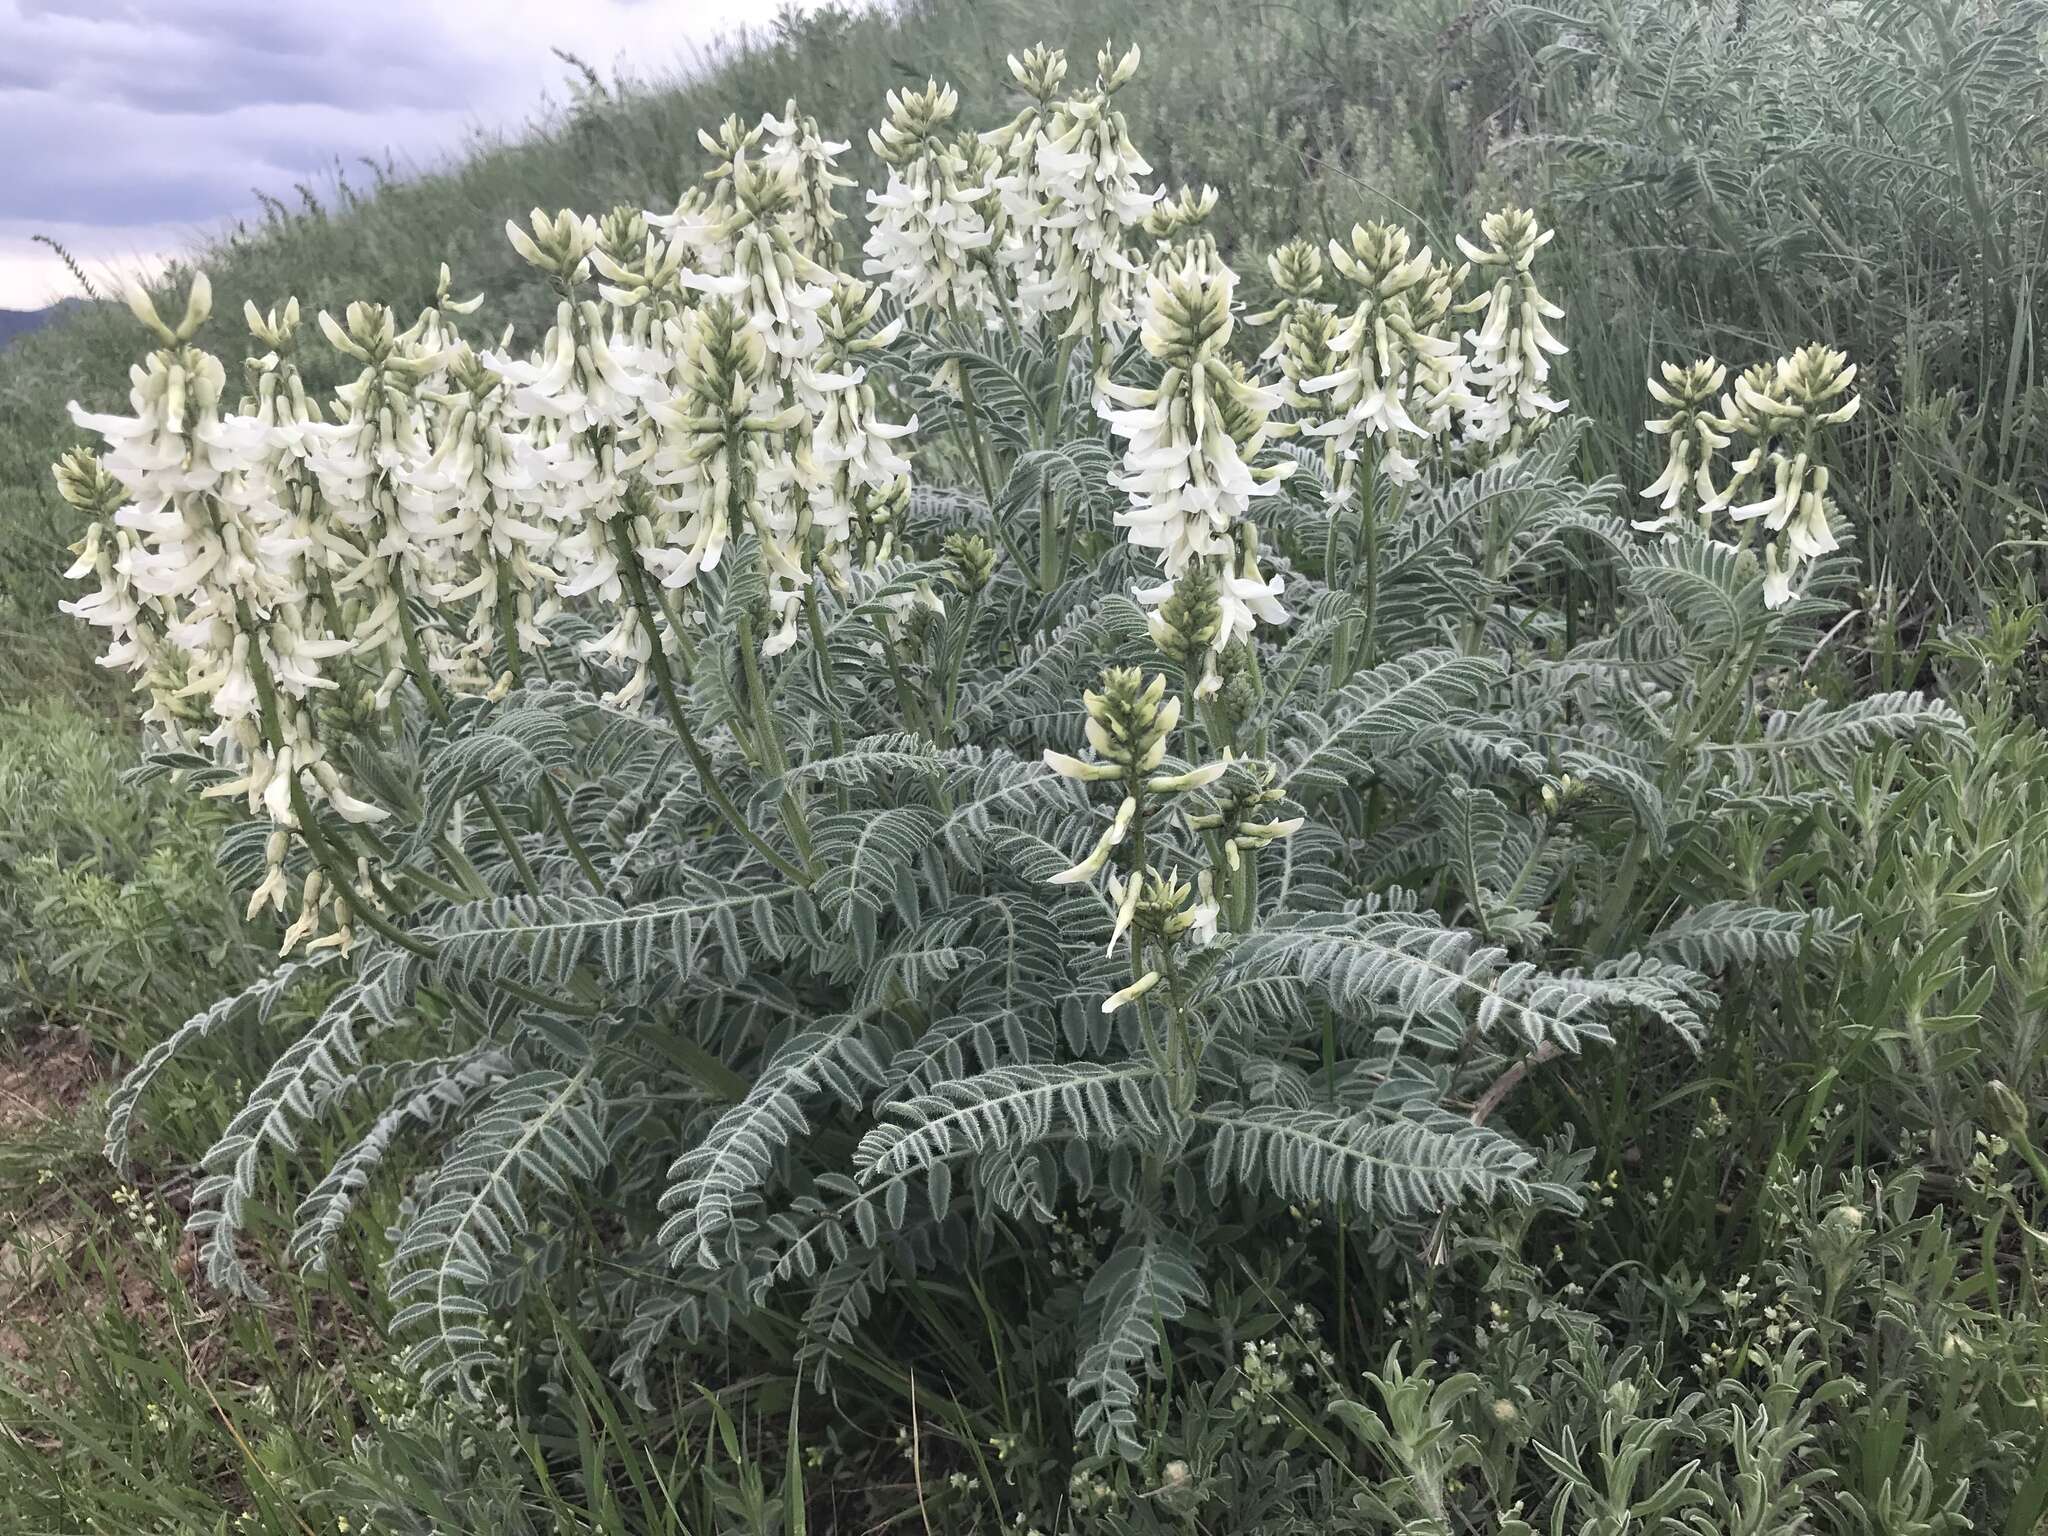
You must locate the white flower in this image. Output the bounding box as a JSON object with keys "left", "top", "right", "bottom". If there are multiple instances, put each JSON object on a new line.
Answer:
{"left": 1101, "top": 970, "right": 1160, "bottom": 1014}
{"left": 1455, "top": 207, "right": 1568, "bottom": 439}
{"left": 863, "top": 80, "right": 1000, "bottom": 323}
{"left": 983, "top": 46, "right": 1070, "bottom": 327}
{"left": 1635, "top": 358, "right": 1731, "bottom": 533}
{"left": 1303, "top": 222, "right": 1459, "bottom": 482}
{"left": 1718, "top": 345, "right": 1860, "bottom": 607}
{"left": 1017, "top": 45, "right": 1157, "bottom": 352}
{"left": 647, "top": 301, "right": 809, "bottom": 660}
{"left": 759, "top": 99, "right": 854, "bottom": 263}
{"left": 1106, "top": 255, "right": 1292, "bottom": 691}
{"left": 796, "top": 278, "right": 916, "bottom": 589}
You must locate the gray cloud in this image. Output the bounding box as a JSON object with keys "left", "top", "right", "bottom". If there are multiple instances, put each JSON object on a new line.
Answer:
{"left": 0, "top": 0, "right": 805, "bottom": 305}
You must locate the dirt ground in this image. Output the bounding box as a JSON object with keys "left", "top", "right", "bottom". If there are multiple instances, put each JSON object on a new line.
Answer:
{"left": 0, "top": 1026, "right": 100, "bottom": 1138}
{"left": 0, "top": 1027, "right": 127, "bottom": 1362}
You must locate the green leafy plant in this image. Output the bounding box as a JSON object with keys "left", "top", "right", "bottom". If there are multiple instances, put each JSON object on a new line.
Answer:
{"left": 55, "top": 35, "right": 1966, "bottom": 1484}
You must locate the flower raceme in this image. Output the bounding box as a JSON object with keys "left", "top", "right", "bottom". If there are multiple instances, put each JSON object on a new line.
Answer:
{"left": 981, "top": 45, "right": 1070, "bottom": 324}
{"left": 1104, "top": 256, "right": 1292, "bottom": 695}
{"left": 1455, "top": 207, "right": 1569, "bottom": 444}
{"left": 1634, "top": 359, "right": 1730, "bottom": 536}
{"left": 1041, "top": 667, "right": 1251, "bottom": 1002}
{"left": 1304, "top": 221, "right": 1463, "bottom": 483}
{"left": 1017, "top": 43, "right": 1159, "bottom": 358}
{"left": 863, "top": 80, "right": 1000, "bottom": 323}
{"left": 1634, "top": 344, "right": 1861, "bottom": 607}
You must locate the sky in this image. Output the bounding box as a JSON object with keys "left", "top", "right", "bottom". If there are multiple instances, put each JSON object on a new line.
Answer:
{"left": 0, "top": 0, "right": 823, "bottom": 309}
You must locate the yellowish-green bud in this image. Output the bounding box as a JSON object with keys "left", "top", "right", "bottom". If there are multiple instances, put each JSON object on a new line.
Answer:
{"left": 1454, "top": 206, "right": 1553, "bottom": 271}
{"left": 52, "top": 449, "right": 125, "bottom": 518}
{"left": 1149, "top": 561, "right": 1223, "bottom": 672}
{"left": 1008, "top": 44, "right": 1067, "bottom": 103}
{"left": 942, "top": 531, "right": 997, "bottom": 594}
{"left": 1082, "top": 667, "right": 1181, "bottom": 775}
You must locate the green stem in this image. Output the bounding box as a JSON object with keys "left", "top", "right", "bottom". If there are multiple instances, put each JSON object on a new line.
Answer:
{"left": 430, "top": 835, "right": 491, "bottom": 901}
{"left": 397, "top": 862, "right": 472, "bottom": 906}
{"left": 288, "top": 779, "right": 436, "bottom": 959}
{"left": 1038, "top": 334, "right": 1080, "bottom": 592}
{"left": 494, "top": 553, "right": 525, "bottom": 688}
{"left": 955, "top": 366, "right": 1005, "bottom": 518}
{"left": 395, "top": 585, "right": 451, "bottom": 727}
{"left": 539, "top": 775, "right": 605, "bottom": 895}
{"left": 1324, "top": 1003, "right": 1349, "bottom": 1372}
{"left": 609, "top": 521, "right": 813, "bottom": 886}
{"left": 1037, "top": 484, "right": 1064, "bottom": 594}
{"left": 879, "top": 627, "right": 932, "bottom": 738}
{"left": 1584, "top": 824, "right": 1647, "bottom": 957}
{"left": 1359, "top": 481, "right": 1389, "bottom": 676}
{"left": 804, "top": 585, "right": 849, "bottom": 762}
{"left": 477, "top": 790, "right": 541, "bottom": 897}
{"left": 737, "top": 607, "right": 817, "bottom": 870}
{"left": 939, "top": 591, "right": 981, "bottom": 741}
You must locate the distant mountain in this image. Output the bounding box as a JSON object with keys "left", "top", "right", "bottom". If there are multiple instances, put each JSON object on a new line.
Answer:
{"left": 0, "top": 299, "right": 85, "bottom": 348}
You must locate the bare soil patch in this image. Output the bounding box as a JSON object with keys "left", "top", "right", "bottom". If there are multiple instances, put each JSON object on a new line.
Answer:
{"left": 0, "top": 1026, "right": 101, "bottom": 1137}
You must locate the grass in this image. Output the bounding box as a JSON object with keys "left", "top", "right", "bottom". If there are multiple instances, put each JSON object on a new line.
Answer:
{"left": 4, "top": 0, "right": 2048, "bottom": 1528}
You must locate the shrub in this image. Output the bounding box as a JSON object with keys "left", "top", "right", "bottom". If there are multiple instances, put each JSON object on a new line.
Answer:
{"left": 57, "top": 41, "right": 1964, "bottom": 1472}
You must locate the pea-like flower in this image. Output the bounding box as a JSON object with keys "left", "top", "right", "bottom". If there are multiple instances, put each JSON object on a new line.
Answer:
{"left": 648, "top": 301, "right": 809, "bottom": 659}
{"left": 863, "top": 80, "right": 1000, "bottom": 323}
{"left": 983, "top": 45, "right": 1070, "bottom": 326}
{"left": 1104, "top": 256, "right": 1293, "bottom": 693}
{"left": 1455, "top": 207, "right": 1569, "bottom": 445}
{"left": 759, "top": 99, "right": 854, "bottom": 265}
{"left": 1634, "top": 358, "right": 1730, "bottom": 534}
{"left": 1304, "top": 221, "right": 1459, "bottom": 484}
{"left": 1017, "top": 43, "right": 1158, "bottom": 356}
{"left": 797, "top": 279, "right": 917, "bottom": 590}
{"left": 1725, "top": 345, "right": 1860, "bottom": 608}
{"left": 1247, "top": 239, "right": 1327, "bottom": 363}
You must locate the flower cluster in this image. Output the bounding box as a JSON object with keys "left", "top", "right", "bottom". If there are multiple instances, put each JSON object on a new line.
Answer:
{"left": 1635, "top": 345, "right": 1861, "bottom": 606}
{"left": 1103, "top": 256, "right": 1292, "bottom": 694}
{"left": 1262, "top": 210, "right": 1571, "bottom": 487}
{"left": 61, "top": 276, "right": 392, "bottom": 952}
{"left": 57, "top": 43, "right": 1807, "bottom": 983}
{"left": 863, "top": 80, "right": 999, "bottom": 323}
{"left": 1454, "top": 207, "right": 1569, "bottom": 445}
{"left": 1043, "top": 668, "right": 1230, "bottom": 1008}
{"left": 1026, "top": 44, "right": 1159, "bottom": 366}
{"left": 58, "top": 96, "right": 905, "bottom": 944}
{"left": 1634, "top": 358, "right": 1730, "bottom": 536}
{"left": 981, "top": 45, "right": 1071, "bottom": 323}
{"left": 1303, "top": 223, "right": 1464, "bottom": 482}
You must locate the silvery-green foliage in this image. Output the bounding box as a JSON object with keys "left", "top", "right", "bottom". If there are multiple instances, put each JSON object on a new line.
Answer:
{"left": 63, "top": 43, "right": 1967, "bottom": 1461}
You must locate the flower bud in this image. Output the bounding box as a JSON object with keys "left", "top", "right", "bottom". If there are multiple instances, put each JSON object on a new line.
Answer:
{"left": 52, "top": 449, "right": 125, "bottom": 518}
{"left": 942, "top": 531, "right": 997, "bottom": 595}
{"left": 1008, "top": 44, "right": 1067, "bottom": 103}
{"left": 1149, "top": 562, "right": 1223, "bottom": 673}
{"left": 1080, "top": 667, "right": 1182, "bottom": 775}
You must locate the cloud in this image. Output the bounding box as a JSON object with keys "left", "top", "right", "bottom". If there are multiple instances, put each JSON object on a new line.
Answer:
{"left": 0, "top": 0, "right": 824, "bottom": 306}
{"left": 0, "top": 222, "right": 176, "bottom": 311}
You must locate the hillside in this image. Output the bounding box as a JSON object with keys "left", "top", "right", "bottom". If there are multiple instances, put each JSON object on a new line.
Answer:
{"left": 5, "top": 0, "right": 2048, "bottom": 1529}
{"left": 0, "top": 305, "right": 70, "bottom": 348}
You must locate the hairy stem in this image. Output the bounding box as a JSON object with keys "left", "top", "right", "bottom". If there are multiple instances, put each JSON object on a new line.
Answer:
{"left": 608, "top": 520, "right": 813, "bottom": 886}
